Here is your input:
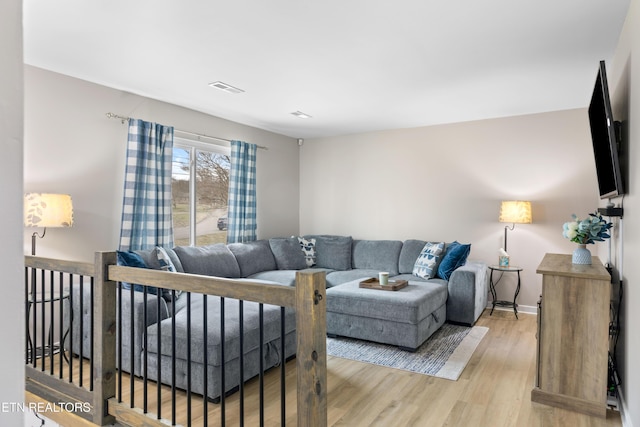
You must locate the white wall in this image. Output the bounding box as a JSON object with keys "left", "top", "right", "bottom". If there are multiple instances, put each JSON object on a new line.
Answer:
{"left": 24, "top": 66, "right": 300, "bottom": 262}
{"left": 0, "top": 0, "right": 24, "bottom": 425}
{"left": 300, "top": 109, "right": 600, "bottom": 312}
{"left": 609, "top": 2, "right": 639, "bottom": 425}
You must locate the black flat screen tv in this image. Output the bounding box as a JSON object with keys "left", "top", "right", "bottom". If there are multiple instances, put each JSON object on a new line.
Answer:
{"left": 588, "top": 60, "right": 624, "bottom": 199}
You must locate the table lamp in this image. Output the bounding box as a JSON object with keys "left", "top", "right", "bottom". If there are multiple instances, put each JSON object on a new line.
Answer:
{"left": 499, "top": 200, "right": 532, "bottom": 252}
{"left": 24, "top": 193, "right": 74, "bottom": 255}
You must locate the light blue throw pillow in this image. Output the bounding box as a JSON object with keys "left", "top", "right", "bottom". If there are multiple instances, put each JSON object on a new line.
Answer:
{"left": 412, "top": 242, "right": 445, "bottom": 279}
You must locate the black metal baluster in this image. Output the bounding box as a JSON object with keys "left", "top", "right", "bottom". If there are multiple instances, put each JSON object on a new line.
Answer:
{"left": 130, "top": 285, "right": 135, "bottom": 407}
{"left": 59, "top": 272, "right": 64, "bottom": 379}
{"left": 68, "top": 274, "right": 74, "bottom": 382}
{"left": 25, "top": 267, "right": 30, "bottom": 364}
{"left": 156, "top": 290, "right": 162, "bottom": 419}
{"left": 203, "top": 294, "right": 208, "bottom": 427}
{"left": 49, "top": 270, "right": 54, "bottom": 374}
{"left": 89, "top": 276, "right": 94, "bottom": 391}
{"left": 259, "top": 303, "right": 264, "bottom": 427}
{"left": 40, "top": 269, "right": 45, "bottom": 371}
{"left": 143, "top": 287, "right": 148, "bottom": 414}
{"left": 220, "top": 296, "right": 226, "bottom": 427}
{"left": 187, "top": 291, "right": 192, "bottom": 427}
{"left": 31, "top": 267, "right": 37, "bottom": 367}
{"left": 171, "top": 292, "right": 177, "bottom": 426}
{"left": 117, "top": 282, "right": 122, "bottom": 402}
{"left": 239, "top": 300, "right": 244, "bottom": 427}
{"left": 280, "top": 306, "right": 286, "bottom": 427}
{"left": 79, "top": 275, "right": 84, "bottom": 386}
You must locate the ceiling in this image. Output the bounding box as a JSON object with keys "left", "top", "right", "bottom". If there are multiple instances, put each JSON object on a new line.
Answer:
{"left": 23, "top": 1, "right": 630, "bottom": 139}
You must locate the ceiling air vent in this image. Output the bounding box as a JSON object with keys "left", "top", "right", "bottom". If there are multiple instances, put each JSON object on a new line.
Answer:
{"left": 208, "top": 81, "right": 245, "bottom": 94}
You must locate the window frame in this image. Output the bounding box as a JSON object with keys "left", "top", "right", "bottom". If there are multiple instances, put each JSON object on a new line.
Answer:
{"left": 173, "top": 136, "right": 231, "bottom": 246}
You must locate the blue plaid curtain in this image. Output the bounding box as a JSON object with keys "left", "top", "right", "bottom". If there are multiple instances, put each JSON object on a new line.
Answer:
{"left": 227, "top": 140, "right": 257, "bottom": 243}
{"left": 118, "top": 119, "right": 174, "bottom": 251}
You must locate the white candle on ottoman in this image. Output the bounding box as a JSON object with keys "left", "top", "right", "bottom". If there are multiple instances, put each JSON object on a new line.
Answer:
{"left": 379, "top": 272, "right": 389, "bottom": 285}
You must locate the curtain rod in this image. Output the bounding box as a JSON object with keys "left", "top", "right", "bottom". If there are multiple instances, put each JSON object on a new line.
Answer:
{"left": 105, "top": 112, "right": 268, "bottom": 150}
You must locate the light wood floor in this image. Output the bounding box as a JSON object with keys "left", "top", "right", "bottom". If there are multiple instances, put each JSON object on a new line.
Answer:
{"left": 29, "top": 309, "right": 623, "bottom": 426}
{"left": 323, "top": 309, "right": 621, "bottom": 427}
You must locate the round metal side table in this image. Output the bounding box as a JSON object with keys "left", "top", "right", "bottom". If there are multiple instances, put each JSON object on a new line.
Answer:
{"left": 488, "top": 265, "right": 522, "bottom": 319}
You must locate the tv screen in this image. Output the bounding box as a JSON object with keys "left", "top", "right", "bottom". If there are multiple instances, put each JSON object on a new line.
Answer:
{"left": 588, "top": 60, "right": 624, "bottom": 199}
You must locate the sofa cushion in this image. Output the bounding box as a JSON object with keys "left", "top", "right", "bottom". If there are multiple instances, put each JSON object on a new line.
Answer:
{"left": 351, "top": 239, "right": 402, "bottom": 276}
{"left": 313, "top": 235, "right": 353, "bottom": 271}
{"left": 297, "top": 236, "right": 317, "bottom": 267}
{"left": 228, "top": 240, "right": 277, "bottom": 277}
{"left": 174, "top": 244, "right": 241, "bottom": 278}
{"left": 412, "top": 242, "right": 445, "bottom": 279}
{"left": 147, "top": 296, "right": 296, "bottom": 366}
{"left": 398, "top": 239, "right": 427, "bottom": 274}
{"left": 437, "top": 241, "right": 471, "bottom": 280}
{"left": 269, "top": 237, "right": 308, "bottom": 270}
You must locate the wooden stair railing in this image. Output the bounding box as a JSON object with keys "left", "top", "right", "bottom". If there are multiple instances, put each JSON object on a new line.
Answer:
{"left": 25, "top": 251, "right": 328, "bottom": 427}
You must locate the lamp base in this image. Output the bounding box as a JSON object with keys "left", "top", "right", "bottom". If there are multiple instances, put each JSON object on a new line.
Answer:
{"left": 31, "top": 228, "right": 46, "bottom": 256}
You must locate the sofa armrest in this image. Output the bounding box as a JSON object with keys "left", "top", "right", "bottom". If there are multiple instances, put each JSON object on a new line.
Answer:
{"left": 64, "top": 285, "right": 170, "bottom": 376}
{"left": 446, "top": 260, "right": 488, "bottom": 325}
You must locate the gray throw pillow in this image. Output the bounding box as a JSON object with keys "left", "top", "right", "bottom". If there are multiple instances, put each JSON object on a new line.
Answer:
{"left": 314, "top": 235, "right": 353, "bottom": 271}
{"left": 398, "top": 239, "right": 427, "bottom": 274}
{"left": 228, "top": 240, "right": 277, "bottom": 277}
{"left": 269, "top": 237, "right": 308, "bottom": 270}
{"left": 173, "top": 244, "right": 241, "bottom": 278}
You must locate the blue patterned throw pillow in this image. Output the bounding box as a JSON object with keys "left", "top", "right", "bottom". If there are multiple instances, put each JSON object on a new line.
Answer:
{"left": 297, "top": 236, "right": 316, "bottom": 267}
{"left": 412, "top": 242, "right": 445, "bottom": 279}
{"left": 155, "top": 246, "right": 181, "bottom": 300}
{"left": 155, "top": 246, "right": 176, "bottom": 272}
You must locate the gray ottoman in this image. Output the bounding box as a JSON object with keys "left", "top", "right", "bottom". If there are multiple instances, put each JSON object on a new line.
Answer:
{"left": 326, "top": 279, "right": 447, "bottom": 351}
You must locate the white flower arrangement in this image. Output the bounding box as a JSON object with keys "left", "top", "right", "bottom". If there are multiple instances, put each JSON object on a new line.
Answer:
{"left": 562, "top": 211, "right": 612, "bottom": 245}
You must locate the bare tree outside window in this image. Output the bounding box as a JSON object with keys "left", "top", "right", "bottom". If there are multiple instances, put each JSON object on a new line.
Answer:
{"left": 172, "top": 143, "right": 230, "bottom": 246}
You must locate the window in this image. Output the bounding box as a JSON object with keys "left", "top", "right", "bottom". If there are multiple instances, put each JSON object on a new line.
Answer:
{"left": 172, "top": 137, "right": 230, "bottom": 246}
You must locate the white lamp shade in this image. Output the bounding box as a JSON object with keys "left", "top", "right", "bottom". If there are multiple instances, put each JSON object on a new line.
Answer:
{"left": 24, "top": 193, "right": 74, "bottom": 228}
{"left": 499, "top": 200, "right": 532, "bottom": 224}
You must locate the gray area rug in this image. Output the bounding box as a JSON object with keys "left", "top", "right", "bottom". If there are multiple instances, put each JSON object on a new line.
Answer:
{"left": 326, "top": 323, "right": 489, "bottom": 380}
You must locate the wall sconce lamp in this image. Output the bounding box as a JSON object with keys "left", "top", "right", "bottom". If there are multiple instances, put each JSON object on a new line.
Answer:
{"left": 24, "top": 193, "right": 74, "bottom": 255}
{"left": 499, "top": 200, "right": 532, "bottom": 252}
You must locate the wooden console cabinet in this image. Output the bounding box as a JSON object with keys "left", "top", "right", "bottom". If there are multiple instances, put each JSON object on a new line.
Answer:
{"left": 532, "top": 253, "right": 610, "bottom": 418}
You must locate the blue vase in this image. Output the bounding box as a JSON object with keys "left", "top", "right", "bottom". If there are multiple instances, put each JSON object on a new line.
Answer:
{"left": 572, "top": 244, "right": 592, "bottom": 265}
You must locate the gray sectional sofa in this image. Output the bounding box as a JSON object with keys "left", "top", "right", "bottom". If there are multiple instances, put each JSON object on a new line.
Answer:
{"left": 66, "top": 235, "right": 488, "bottom": 400}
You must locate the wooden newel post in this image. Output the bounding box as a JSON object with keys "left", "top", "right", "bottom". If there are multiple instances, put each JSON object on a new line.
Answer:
{"left": 93, "top": 251, "right": 117, "bottom": 425}
{"left": 295, "top": 269, "right": 328, "bottom": 427}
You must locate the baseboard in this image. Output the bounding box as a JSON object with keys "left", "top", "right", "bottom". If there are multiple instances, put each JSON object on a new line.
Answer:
{"left": 486, "top": 303, "right": 537, "bottom": 315}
